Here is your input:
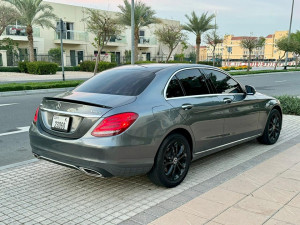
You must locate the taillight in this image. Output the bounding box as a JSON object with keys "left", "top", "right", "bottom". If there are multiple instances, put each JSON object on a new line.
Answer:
{"left": 33, "top": 107, "right": 39, "bottom": 124}
{"left": 92, "top": 112, "right": 138, "bottom": 137}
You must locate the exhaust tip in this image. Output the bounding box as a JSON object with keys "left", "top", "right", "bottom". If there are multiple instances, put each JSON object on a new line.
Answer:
{"left": 33, "top": 154, "right": 40, "bottom": 159}
{"left": 78, "top": 167, "right": 103, "bottom": 178}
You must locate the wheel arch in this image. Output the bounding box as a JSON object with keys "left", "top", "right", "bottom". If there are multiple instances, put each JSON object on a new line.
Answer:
{"left": 163, "top": 128, "right": 194, "bottom": 160}
{"left": 272, "top": 104, "right": 282, "bottom": 117}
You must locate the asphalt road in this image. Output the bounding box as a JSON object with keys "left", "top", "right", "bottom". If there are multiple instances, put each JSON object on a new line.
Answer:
{"left": 0, "top": 71, "right": 300, "bottom": 167}
{"left": 235, "top": 71, "right": 300, "bottom": 96}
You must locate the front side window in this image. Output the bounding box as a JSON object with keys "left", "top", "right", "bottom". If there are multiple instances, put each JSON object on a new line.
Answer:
{"left": 166, "top": 77, "right": 184, "bottom": 98}
{"left": 204, "top": 70, "right": 243, "bottom": 94}
{"left": 176, "top": 69, "right": 210, "bottom": 96}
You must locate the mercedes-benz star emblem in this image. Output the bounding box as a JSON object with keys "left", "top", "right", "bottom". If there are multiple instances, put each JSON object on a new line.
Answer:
{"left": 56, "top": 102, "right": 61, "bottom": 110}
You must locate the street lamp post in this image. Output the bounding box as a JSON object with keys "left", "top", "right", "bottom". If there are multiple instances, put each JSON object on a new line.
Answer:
{"left": 131, "top": 0, "right": 135, "bottom": 65}
{"left": 56, "top": 19, "right": 66, "bottom": 81}
{"left": 284, "top": 0, "right": 295, "bottom": 70}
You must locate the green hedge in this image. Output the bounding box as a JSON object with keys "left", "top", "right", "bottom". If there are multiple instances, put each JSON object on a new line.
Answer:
{"left": 0, "top": 80, "right": 83, "bottom": 92}
{"left": 18, "top": 61, "right": 28, "bottom": 73}
{"left": 79, "top": 61, "right": 117, "bottom": 72}
{"left": 276, "top": 95, "right": 300, "bottom": 116}
{"left": 26, "top": 61, "right": 58, "bottom": 75}
{"left": 135, "top": 61, "right": 156, "bottom": 64}
{"left": 166, "top": 60, "right": 191, "bottom": 63}
{"left": 57, "top": 66, "right": 80, "bottom": 71}
{"left": 0, "top": 67, "right": 20, "bottom": 72}
{"left": 198, "top": 61, "right": 222, "bottom": 67}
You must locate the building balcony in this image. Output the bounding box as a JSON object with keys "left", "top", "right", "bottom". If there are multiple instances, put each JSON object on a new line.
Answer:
{"left": 54, "top": 30, "right": 89, "bottom": 45}
{"left": 107, "top": 35, "right": 127, "bottom": 46}
{"left": 0, "top": 25, "right": 40, "bottom": 41}
{"left": 138, "top": 36, "right": 157, "bottom": 47}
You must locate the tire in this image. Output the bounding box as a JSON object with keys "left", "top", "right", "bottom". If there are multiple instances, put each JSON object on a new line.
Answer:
{"left": 257, "top": 109, "right": 282, "bottom": 145}
{"left": 148, "top": 133, "right": 191, "bottom": 188}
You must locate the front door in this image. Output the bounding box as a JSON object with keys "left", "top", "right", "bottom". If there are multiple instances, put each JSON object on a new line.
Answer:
{"left": 165, "top": 68, "right": 225, "bottom": 153}
{"left": 146, "top": 53, "right": 151, "bottom": 61}
{"left": 116, "top": 52, "right": 121, "bottom": 65}
{"left": 70, "top": 50, "right": 76, "bottom": 66}
{"left": 202, "top": 69, "right": 260, "bottom": 144}
{"left": 77, "top": 51, "right": 83, "bottom": 64}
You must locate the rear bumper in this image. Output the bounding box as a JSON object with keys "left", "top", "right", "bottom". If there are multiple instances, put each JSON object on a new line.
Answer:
{"left": 29, "top": 123, "right": 155, "bottom": 177}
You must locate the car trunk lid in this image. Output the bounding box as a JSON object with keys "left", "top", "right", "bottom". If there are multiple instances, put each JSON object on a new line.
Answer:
{"left": 39, "top": 91, "right": 136, "bottom": 139}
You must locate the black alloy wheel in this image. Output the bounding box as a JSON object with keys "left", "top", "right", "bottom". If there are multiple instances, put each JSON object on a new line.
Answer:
{"left": 163, "top": 140, "right": 188, "bottom": 181}
{"left": 268, "top": 113, "right": 281, "bottom": 142}
{"left": 148, "top": 133, "right": 191, "bottom": 188}
{"left": 257, "top": 109, "right": 282, "bottom": 145}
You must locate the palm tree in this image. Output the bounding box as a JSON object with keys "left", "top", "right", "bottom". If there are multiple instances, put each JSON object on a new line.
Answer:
{"left": 183, "top": 11, "right": 215, "bottom": 63}
{"left": 4, "top": 0, "right": 57, "bottom": 62}
{"left": 240, "top": 37, "right": 265, "bottom": 71}
{"left": 118, "top": 0, "right": 159, "bottom": 62}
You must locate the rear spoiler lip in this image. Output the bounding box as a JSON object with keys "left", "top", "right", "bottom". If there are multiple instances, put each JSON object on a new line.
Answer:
{"left": 43, "top": 97, "right": 112, "bottom": 109}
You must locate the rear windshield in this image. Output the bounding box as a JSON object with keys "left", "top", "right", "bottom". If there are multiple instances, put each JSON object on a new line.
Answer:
{"left": 75, "top": 69, "right": 156, "bottom": 96}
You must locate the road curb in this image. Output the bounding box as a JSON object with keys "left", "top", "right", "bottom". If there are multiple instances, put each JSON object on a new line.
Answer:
{"left": 0, "top": 87, "right": 74, "bottom": 97}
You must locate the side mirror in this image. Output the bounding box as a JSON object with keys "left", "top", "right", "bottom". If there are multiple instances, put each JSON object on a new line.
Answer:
{"left": 245, "top": 85, "right": 256, "bottom": 95}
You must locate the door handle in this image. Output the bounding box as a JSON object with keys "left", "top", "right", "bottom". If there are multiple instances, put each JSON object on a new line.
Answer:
{"left": 181, "top": 104, "right": 193, "bottom": 110}
{"left": 223, "top": 98, "right": 232, "bottom": 104}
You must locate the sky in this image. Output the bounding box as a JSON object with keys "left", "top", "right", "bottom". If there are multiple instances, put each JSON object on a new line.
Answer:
{"left": 46, "top": 0, "right": 300, "bottom": 45}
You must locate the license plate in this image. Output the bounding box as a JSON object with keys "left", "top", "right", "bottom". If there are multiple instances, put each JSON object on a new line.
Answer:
{"left": 51, "top": 115, "right": 70, "bottom": 132}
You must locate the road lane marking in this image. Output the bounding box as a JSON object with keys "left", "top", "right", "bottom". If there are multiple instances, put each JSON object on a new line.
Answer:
{"left": 0, "top": 103, "right": 19, "bottom": 107}
{"left": 0, "top": 126, "right": 30, "bottom": 137}
{"left": 274, "top": 80, "right": 287, "bottom": 83}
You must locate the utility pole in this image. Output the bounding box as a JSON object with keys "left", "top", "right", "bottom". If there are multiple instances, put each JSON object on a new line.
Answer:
{"left": 59, "top": 19, "right": 65, "bottom": 81}
{"left": 284, "top": 0, "right": 295, "bottom": 70}
{"left": 131, "top": 0, "right": 135, "bottom": 65}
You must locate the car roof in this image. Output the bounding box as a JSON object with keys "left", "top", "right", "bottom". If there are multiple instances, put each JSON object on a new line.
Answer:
{"left": 114, "top": 63, "right": 216, "bottom": 73}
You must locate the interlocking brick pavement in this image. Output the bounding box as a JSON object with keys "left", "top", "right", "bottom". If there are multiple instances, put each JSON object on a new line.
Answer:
{"left": 1, "top": 115, "right": 300, "bottom": 225}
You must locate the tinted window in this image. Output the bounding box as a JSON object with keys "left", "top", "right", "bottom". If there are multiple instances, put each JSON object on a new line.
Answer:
{"left": 205, "top": 70, "right": 243, "bottom": 94}
{"left": 75, "top": 69, "right": 155, "bottom": 96}
{"left": 176, "top": 69, "right": 210, "bottom": 96}
{"left": 166, "top": 77, "right": 184, "bottom": 98}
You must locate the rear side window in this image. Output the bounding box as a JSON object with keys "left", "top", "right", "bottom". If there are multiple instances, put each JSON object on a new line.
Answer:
{"left": 166, "top": 77, "right": 184, "bottom": 98}
{"left": 204, "top": 70, "right": 243, "bottom": 94}
{"left": 75, "top": 69, "right": 155, "bottom": 96}
{"left": 176, "top": 69, "right": 210, "bottom": 96}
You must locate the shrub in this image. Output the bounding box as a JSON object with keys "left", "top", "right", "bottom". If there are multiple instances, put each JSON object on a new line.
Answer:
{"left": 26, "top": 61, "right": 58, "bottom": 75}
{"left": 165, "top": 60, "right": 191, "bottom": 63}
{"left": 48, "top": 48, "right": 62, "bottom": 64}
{"left": 79, "top": 61, "right": 117, "bottom": 72}
{"left": 220, "top": 65, "right": 251, "bottom": 71}
{"left": 98, "top": 61, "right": 117, "bottom": 72}
{"left": 79, "top": 61, "right": 95, "bottom": 72}
{"left": 18, "top": 61, "right": 28, "bottom": 73}
{"left": 0, "top": 67, "right": 20, "bottom": 72}
{"left": 0, "top": 80, "right": 83, "bottom": 92}
{"left": 198, "top": 61, "right": 222, "bottom": 67}
{"left": 57, "top": 66, "right": 80, "bottom": 71}
{"left": 135, "top": 61, "right": 156, "bottom": 64}
{"left": 276, "top": 95, "right": 300, "bottom": 116}
{"left": 174, "top": 53, "right": 185, "bottom": 61}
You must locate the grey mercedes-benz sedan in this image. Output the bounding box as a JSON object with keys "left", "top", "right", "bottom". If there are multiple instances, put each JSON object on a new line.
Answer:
{"left": 29, "top": 64, "right": 282, "bottom": 187}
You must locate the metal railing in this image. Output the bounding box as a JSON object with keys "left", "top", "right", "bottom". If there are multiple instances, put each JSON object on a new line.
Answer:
{"left": 54, "top": 30, "right": 89, "bottom": 42}
{"left": 3, "top": 25, "right": 40, "bottom": 37}
{"left": 138, "top": 36, "right": 157, "bottom": 45}
{"left": 109, "top": 35, "right": 127, "bottom": 44}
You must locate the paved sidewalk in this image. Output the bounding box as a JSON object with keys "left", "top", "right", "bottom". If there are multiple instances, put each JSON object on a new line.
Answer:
{"left": 0, "top": 71, "right": 93, "bottom": 83}
{"left": 150, "top": 144, "right": 300, "bottom": 225}
{"left": 1, "top": 115, "right": 300, "bottom": 225}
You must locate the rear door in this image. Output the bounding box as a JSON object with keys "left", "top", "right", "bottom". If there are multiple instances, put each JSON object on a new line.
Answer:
{"left": 202, "top": 69, "right": 261, "bottom": 144}
{"left": 165, "top": 68, "right": 224, "bottom": 153}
